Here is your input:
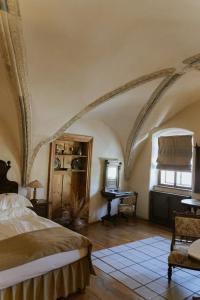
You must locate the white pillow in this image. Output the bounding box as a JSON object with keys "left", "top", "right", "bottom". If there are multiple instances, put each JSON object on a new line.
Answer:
{"left": 0, "top": 206, "right": 36, "bottom": 220}
{"left": 0, "top": 193, "right": 33, "bottom": 211}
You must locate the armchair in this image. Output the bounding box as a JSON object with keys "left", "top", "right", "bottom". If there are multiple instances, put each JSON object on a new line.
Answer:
{"left": 118, "top": 192, "right": 138, "bottom": 218}
{"left": 168, "top": 212, "right": 200, "bottom": 282}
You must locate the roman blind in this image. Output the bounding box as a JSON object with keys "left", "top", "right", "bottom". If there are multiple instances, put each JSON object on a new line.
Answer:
{"left": 194, "top": 144, "right": 200, "bottom": 193}
{"left": 0, "top": 0, "right": 8, "bottom": 12}
{"left": 156, "top": 135, "right": 192, "bottom": 171}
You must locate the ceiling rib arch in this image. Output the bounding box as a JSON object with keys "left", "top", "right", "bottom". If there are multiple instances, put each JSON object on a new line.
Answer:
{"left": 125, "top": 53, "right": 200, "bottom": 179}
{"left": 28, "top": 67, "right": 174, "bottom": 180}
{"left": 2, "top": 0, "right": 200, "bottom": 185}
{"left": 0, "top": 0, "right": 31, "bottom": 184}
{"left": 29, "top": 52, "right": 200, "bottom": 181}
{"left": 125, "top": 73, "right": 182, "bottom": 178}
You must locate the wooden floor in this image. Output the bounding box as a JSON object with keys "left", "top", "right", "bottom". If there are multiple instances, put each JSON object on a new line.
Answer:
{"left": 68, "top": 218, "right": 171, "bottom": 300}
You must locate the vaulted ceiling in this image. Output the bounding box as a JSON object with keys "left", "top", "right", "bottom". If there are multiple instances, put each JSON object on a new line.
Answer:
{"left": 1, "top": 0, "right": 200, "bottom": 181}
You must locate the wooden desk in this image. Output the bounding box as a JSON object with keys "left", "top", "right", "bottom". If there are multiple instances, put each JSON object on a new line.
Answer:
{"left": 101, "top": 189, "right": 133, "bottom": 224}
{"left": 188, "top": 239, "right": 200, "bottom": 261}
{"left": 181, "top": 199, "right": 200, "bottom": 214}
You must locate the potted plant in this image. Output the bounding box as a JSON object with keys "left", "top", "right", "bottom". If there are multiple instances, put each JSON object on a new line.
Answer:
{"left": 70, "top": 193, "right": 88, "bottom": 228}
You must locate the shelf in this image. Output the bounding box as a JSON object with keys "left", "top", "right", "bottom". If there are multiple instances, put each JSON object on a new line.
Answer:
{"left": 49, "top": 134, "right": 93, "bottom": 220}
{"left": 55, "top": 154, "right": 87, "bottom": 158}
{"left": 54, "top": 169, "right": 86, "bottom": 174}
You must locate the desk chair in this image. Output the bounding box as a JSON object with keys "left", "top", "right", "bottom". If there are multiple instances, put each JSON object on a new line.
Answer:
{"left": 118, "top": 192, "right": 138, "bottom": 218}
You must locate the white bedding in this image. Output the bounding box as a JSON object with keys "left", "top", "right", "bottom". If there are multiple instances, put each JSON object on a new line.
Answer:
{"left": 0, "top": 210, "right": 88, "bottom": 289}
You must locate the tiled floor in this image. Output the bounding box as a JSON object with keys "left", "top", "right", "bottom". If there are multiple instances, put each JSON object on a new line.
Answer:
{"left": 92, "top": 236, "right": 200, "bottom": 300}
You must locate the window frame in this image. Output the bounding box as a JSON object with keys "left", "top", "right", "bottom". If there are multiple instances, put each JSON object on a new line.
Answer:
{"left": 158, "top": 169, "right": 192, "bottom": 190}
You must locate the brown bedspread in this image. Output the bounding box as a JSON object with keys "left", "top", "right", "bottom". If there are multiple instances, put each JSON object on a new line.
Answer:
{"left": 0, "top": 226, "right": 94, "bottom": 273}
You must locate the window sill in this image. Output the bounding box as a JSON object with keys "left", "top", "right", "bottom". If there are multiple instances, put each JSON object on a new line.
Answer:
{"left": 153, "top": 185, "right": 192, "bottom": 196}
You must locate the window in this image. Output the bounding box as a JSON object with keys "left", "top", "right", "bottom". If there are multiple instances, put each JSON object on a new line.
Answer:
{"left": 159, "top": 170, "right": 192, "bottom": 189}
{"left": 156, "top": 134, "right": 192, "bottom": 190}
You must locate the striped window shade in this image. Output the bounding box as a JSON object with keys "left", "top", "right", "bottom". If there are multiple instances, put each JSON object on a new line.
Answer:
{"left": 156, "top": 135, "right": 192, "bottom": 171}
{"left": 0, "top": 0, "right": 8, "bottom": 12}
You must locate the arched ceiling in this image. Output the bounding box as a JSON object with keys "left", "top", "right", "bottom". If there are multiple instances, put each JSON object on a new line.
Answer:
{"left": 2, "top": 0, "right": 200, "bottom": 179}
{"left": 82, "top": 78, "right": 163, "bottom": 152}
{"left": 139, "top": 70, "right": 200, "bottom": 139}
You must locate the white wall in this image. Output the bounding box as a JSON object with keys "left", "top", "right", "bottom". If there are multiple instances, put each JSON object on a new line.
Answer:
{"left": 128, "top": 99, "right": 200, "bottom": 219}
{"left": 30, "top": 119, "right": 125, "bottom": 223}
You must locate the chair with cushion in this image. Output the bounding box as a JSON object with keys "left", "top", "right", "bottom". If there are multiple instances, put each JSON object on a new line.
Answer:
{"left": 168, "top": 212, "right": 200, "bottom": 282}
{"left": 118, "top": 192, "right": 138, "bottom": 218}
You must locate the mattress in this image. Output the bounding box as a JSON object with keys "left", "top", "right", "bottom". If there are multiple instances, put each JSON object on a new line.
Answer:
{"left": 0, "top": 209, "right": 88, "bottom": 289}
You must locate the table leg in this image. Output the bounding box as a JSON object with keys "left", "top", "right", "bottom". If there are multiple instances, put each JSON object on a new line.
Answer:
{"left": 107, "top": 199, "right": 111, "bottom": 217}
{"left": 101, "top": 198, "right": 117, "bottom": 224}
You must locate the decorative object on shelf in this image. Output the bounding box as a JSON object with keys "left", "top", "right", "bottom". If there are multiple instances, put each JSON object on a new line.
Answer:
{"left": 68, "top": 146, "right": 74, "bottom": 155}
{"left": 54, "top": 157, "right": 61, "bottom": 169}
{"left": 55, "top": 144, "right": 64, "bottom": 155}
{"left": 77, "top": 145, "right": 82, "bottom": 156}
{"left": 71, "top": 158, "right": 83, "bottom": 170}
{"left": 27, "top": 180, "right": 43, "bottom": 204}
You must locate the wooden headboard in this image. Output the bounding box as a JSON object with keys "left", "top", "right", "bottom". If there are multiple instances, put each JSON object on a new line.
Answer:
{"left": 0, "top": 160, "right": 18, "bottom": 194}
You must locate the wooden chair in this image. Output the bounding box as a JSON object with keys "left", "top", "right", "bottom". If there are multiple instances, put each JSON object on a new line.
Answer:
{"left": 118, "top": 192, "right": 138, "bottom": 218}
{"left": 168, "top": 212, "right": 200, "bottom": 282}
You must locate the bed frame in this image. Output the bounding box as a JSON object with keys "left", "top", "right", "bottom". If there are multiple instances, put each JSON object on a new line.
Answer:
{"left": 0, "top": 160, "right": 18, "bottom": 194}
{"left": 0, "top": 160, "right": 90, "bottom": 300}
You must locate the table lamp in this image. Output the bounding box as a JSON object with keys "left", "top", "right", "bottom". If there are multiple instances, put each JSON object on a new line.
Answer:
{"left": 27, "top": 180, "right": 43, "bottom": 203}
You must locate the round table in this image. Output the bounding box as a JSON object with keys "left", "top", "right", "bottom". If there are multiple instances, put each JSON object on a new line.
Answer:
{"left": 188, "top": 239, "right": 200, "bottom": 260}
{"left": 181, "top": 198, "right": 200, "bottom": 214}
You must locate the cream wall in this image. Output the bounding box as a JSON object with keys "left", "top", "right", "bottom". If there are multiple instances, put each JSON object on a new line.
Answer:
{"left": 129, "top": 99, "right": 200, "bottom": 219}
{"left": 19, "top": 0, "right": 200, "bottom": 146}
{"left": 30, "top": 119, "right": 125, "bottom": 223}
{"left": 0, "top": 55, "right": 22, "bottom": 184}
{"left": 0, "top": 118, "right": 21, "bottom": 182}
{"left": 30, "top": 144, "right": 49, "bottom": 199}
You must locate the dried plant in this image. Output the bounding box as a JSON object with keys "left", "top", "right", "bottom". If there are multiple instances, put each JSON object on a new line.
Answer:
{"left": 70, "top": 193, "right": 88, "bottom": 220}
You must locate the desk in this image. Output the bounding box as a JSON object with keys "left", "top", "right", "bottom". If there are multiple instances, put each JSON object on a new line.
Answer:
{"left": 181, "top": 198, "right": 200, "bottom": 214}
{"left": 101, "top": 189, "right": 133, "bottom": 224}
{"left": 188, "top": 239, "right": 200, "bottom": 261}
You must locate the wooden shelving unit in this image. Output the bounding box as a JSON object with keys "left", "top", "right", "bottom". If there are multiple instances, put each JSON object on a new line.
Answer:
{"left": 48, "top": 134, "right": 93, "bottom": 220}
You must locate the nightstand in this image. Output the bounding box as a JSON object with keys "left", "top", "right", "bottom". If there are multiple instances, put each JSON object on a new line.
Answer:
{"left": 30, "top": 200, "right": 48, "bottom": 218}
{"left": 53, "top": 217, "right": 88, "bottom": 233}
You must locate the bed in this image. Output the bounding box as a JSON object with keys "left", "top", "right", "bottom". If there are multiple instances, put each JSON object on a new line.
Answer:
{"left": 0, "top": 160, "right": 94, "bottom": 300}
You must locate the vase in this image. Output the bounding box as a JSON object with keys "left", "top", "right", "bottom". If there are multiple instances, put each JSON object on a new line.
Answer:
{"left": 77, "top": 146, "right": 82, "bottom": 156}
